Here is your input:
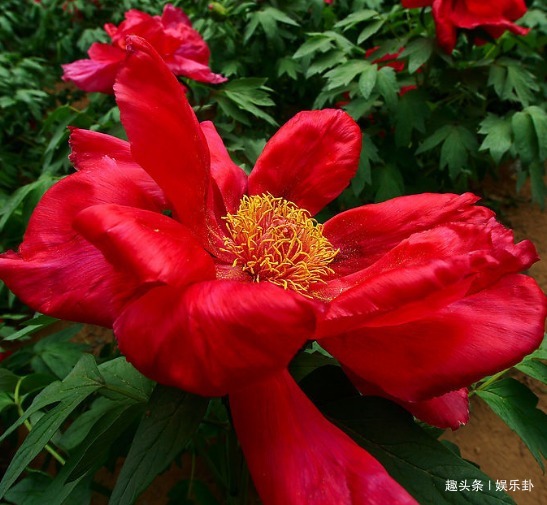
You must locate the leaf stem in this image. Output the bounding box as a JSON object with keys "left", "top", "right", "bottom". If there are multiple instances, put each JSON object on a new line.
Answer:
{"left": 13, "top": 378, "right": 67, "bottom": 466}
{"left": 471, "top": 368, "right": 509, "bottom": 396}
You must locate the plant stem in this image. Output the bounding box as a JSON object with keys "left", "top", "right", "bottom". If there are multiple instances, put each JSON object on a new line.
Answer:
{"left": 13, "top": 378, "right": 67, "bottom": 466}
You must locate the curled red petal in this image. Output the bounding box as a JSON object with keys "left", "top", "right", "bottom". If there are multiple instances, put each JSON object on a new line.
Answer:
{"left": 115, "top": 35, "right": 211, "bottom": 241}
{"left": 248, "top": 110, "right": 361, "bottom": 215}
{"left": 230, "top": 370, "right": 418, "bottom": 505}
{"left": 318, "top": 218, "right": 538, "bottom": 327}
{"left": 322, "top": 275, "right": 546, "bottom": 402}
{"left": 0, "top": 156, "right": 163, "bottom": 326}
{"left": 323, "top": 193, "right": 493, "bottom": 276}
{"left": 61, "top": 43, "right": 125, "bottom": 94}
{"left": 167, "top": 55, "right": 227, "bottom": 84}
{"left": 74, "top": 203, "right": 216, "bottom": 288}
{"left": 200, "top": 121, "right": 247, "bottom": 214}
{"left": 348, "top": 372, "right": 469, "bottom": 430}
{"left": 114, "top": 281, "right": 318, "bottom": 397}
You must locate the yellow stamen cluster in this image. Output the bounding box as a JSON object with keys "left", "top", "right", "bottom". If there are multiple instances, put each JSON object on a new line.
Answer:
{"left": 222, "top": 194, "right": 338, "bottom": 296}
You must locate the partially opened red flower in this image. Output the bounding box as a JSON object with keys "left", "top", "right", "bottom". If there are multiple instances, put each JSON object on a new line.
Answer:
{"left": 62, "top": 4, "right": 226, "bottom": 93}
{"left": 402, "top": 0, "right": 529, "bottom": 53}
{"left": 1, "top": 36, "right": 545, "bottom": 504}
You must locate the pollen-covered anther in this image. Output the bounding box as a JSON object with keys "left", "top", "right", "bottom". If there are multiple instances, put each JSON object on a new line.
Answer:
{"left": 222, "top": 194, "right": 338, "bottom": 296}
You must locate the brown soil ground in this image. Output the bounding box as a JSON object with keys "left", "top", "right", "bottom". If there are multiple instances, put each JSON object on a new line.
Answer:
{"left": 442, "top": 172, "right": 547, "bottom": 505}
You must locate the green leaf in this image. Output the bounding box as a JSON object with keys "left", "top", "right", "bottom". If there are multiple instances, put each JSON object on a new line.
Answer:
{"left": 290, "top": 349, "right": 338, "bottom": 383}
{"left": 293, "top": 36, "right": 332, "bottom": 59}
{"left": 39, "top": 402, "right": 144, "bottom": 505}
{"left": 98, "top": 357, "right": 153, "bottom": 403}
{"left": 351, "top": 133, "right": 379, "bottom": 195}
{"left": 306, "top": 50, "right": 345, "bottom": 78}
{"left": 334, "top": 9, "right": 378, "bottom": 31}
{"left": 0, "top": 355, "right": 104, "bottom": 498}
{"left": 394, "top": 90, "right": 429, "bottom": 147}
{"left": 109, "top": 385, "right": 209, "bottom": 505}
{"left": 0, "top": 354, "right": 102, "bottom": 443}
{"left": 488, "top": 60, "right": 539, "bottom": 107}
{"left": 375, "top": 66, "right": 398, "bottom": 110}
{"left": 400, "top": 38, "right": 433, "bottom": 74}
{"left": 527, "top": 106, "right": 547, "bottom": 161}
{"left": 358, "top": 63, "right": 377, "bottom": 100}
{"left": 511, "top": 111, "right": 538, "bottom": 164}
{"left": 476, "top": 378, "right": 547, "bottom": 470}
{"left": 357, "top": 19, "right": 385, "bottom": 44}
{"left": 374, "top": 165, "right": 404, "bottom": 202}
{"left": 323, "top": 396, "right": 516, "bottom": 505}
{"left": 277, "top": 57, "right": 299, "bottom": 79}
{"left": 479, "top": 114, "right": 513, "bottom": 165}
{"left": 529, "top": 161, "right": 545, "bottom": 209}
{"left": 440, "top": 126, "right": 478, "bottom": 179}
{"left": 0, "top": 367, "right": 18, "bottom": 392}
{"left": 324, "top": 60, "right": 369, "bottom": 89}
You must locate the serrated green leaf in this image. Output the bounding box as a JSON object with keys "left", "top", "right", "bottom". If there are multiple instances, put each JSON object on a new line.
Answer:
{"left": 375, "top": 66, "right": 398, "bottom": 110}
{"left": 476, "top": 378, "right": 547, "bottom": 470}
{"left": 374, "top": 165, "right": 404, "bottom": 202}
{"left": 395, "top": 90, "right": 429, "bottom": 147}
{"left": 479, "top": 114, "right": 513, "bottom": 165}
{"left": 400, "top": 38, "right": 433, "bottom": 74}
{"left": 293, "top": 36, "right": 332, "bottom": 59}
{"left": 323, "top": 396, "right": 516, "bottom": 505}
{"left": 351, "top": 133, "right": 379, "bottom": 195}
{"left": 358, "top": 63, "right": 377, "bottom": 99}
{"left": 512, "top": 111, "right": 538, "bottom": 164}
{"left": 306, "top": 50, "right": 345, "bottom": 77}
{"left": 527, "top": 106, "right": 547, "bottom": 161}
{"left": 324, "top": 60, "right": 369, "bottom": 89}
{"left": 357, "top": 19, "right": 385, "bottom": 44}
{"left": 489, "top": 61, "right": 539, "bottom": 107}
{"left": 277, "top": 57, "right": 299, "bottom": 79}
{"left": 440, "top": 126, "right": 478, "bottom": 179}
{"left": 334, "top": 9, "right": 377, "bottom": 31}
{"left": 109, "top": 386, "right": 209, "bottom": 505}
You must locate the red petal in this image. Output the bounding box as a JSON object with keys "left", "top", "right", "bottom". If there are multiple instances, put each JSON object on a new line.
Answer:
{"left": 348, "top": 372, "right": 469, "bottom": 430}
{"left": 115, "top": 36, "right": 211, "bottom": 240}
{"left": 160, "top": 3, "right": 191, "bottom": 28}
{"left": 114, "top": 282, "right": 318, "bottom": 397}
{"left": 230, "top": 370, "right": 418, "bottom": 505}
{"left": 403, "top": 389, "right": 470, "bottom": 430}
{"left": 322, "top": 275, "right": 546, "bottom": 402}
{"left": 200, "top": 121, "right": 247, "bottom": 213}
{"left": 318, "top": 218, "right": 538, "bottom": 328}
{"left": 167, "top": 55, "right": 227, "bottom": 84}
{"left": 61, "top": 43, "right": 125, "bottom": 94}
{"left": 402, "top": 0, "right": 432, "bottom": 7}
{"left": 74, "top": 203, "right": 215, "bottom": 288}
{"left": 248, "top": 110, "right": 361, "bottom": 215}
{"left": 0, "top": 157, "right": 163, "bottom": 327}
{"left": 323, "top": 193, "right": 493, "bottom": 276}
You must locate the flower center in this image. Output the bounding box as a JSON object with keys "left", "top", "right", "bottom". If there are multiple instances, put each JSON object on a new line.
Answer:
{"left": 222, "top": 194, "right": 338, "bottom": 296}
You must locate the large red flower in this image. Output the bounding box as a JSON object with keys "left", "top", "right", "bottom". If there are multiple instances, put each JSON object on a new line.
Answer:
{"left": 62, "top": 4, "right": 226, "bottom": 93}
{"left": 402, "top": 0, "right": 529, "bottom": 53}
{"left": 1, "top": 36, "right": 545, "bottom": 504}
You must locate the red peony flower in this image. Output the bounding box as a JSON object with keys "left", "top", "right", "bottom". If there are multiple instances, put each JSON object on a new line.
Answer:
{"left": 1, "top": 36, "right": 545, "bottom": 504}
{"left": 61, "top": 4, "right": 226, "bottom": 94}
{"left": 402, "top": 0, "right": 529, "bottom": 53}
